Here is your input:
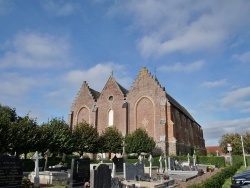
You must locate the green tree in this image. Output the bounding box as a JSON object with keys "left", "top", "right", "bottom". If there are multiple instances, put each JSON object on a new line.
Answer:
{"left": 99, "top": 127, "right": 123, "bottom": 158}
{"left": 72, "top": 122, "right": 99, "bottom": 155}
{"left": 219, "top": 132, "right": 250, "bottom": 155}
{"left": 0, "top": 104, "right": 17, "bottom": 122}
{"left": 243, "top": 131, "right": 250, "bottom": 154}
{"left": 40, "top": 117, "right": 73, "bottom": 155}
{"left": 0, "top": 104, "right": 18, "bottom": 154}
{"left": 9, "top": 115, "right": 39, "bottom": 158}
{"left": 125, "top": 128, "right": 156, "bottom": 155}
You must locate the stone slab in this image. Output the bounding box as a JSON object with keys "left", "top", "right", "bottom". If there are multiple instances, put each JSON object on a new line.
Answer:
{"left": 28, "top": 171, "right": 68, "bottom": 186}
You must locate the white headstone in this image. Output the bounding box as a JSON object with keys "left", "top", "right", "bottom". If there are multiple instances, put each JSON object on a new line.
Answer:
{"left": 193, "top": 150, "right": 196, "bottom": 166}
{"left": 159, "top": 156, "right": 163, "bottom": 174}
{"left": 148, "top": 155, "right": 154, "bottom": 178}
{"left": 31, "top": 151, "right": 43, "bottom": 188}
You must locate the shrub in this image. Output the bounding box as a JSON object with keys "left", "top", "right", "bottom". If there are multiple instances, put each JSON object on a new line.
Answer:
{"left": 22, "top": 177, "right": 33, "bottom": 188}
{"left": 188, "top": 162, "right": 242, "bottom": 188}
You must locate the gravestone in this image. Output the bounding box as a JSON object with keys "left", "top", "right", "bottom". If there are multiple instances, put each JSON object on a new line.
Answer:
{"left": 124, "top": 163, "right": 137, "bottom": 180}
{"left": 136, "top": 162, "right": 144, "bottom": 177}
{"left": 124, "top": 162, "right": 147, "bottom": 181}
{"left": 112, "top": 155, "right": 123, "bottom": 173}
{"left": 67, "top": 158, "right": 90, "bottom": 188}
{"left": 170, "top": 157, "right": 182, "bottom": 170}
{"left": 90, "top": 164, "right": 111, "bottom": 188}
{"left": 111, "top": 177, "right": 122, "bottom": 188}
{"left": 0, "top": 155, "right": 23, "bottom": 188}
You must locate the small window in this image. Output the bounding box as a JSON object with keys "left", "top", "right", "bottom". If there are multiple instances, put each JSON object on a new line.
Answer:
{"left": 108, "top": 96, "right": 114, "bottom": 101}
{"left": 108, "top": 110, "right": 114, "bottom": 126}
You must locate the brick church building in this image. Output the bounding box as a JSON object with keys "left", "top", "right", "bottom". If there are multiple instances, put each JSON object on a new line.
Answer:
{"left": 68, "top": 67, "right": 205, "bottom": 156}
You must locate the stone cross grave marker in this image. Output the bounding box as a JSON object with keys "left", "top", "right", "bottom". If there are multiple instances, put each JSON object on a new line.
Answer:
{"left": 159, "top": 156, "right": 163, "bottom": 174}
{"left": 31, "top": 151, "right": 43, "bottom": 188}
{"left": 148, "top": 154, "right": 154, "bottom": 178}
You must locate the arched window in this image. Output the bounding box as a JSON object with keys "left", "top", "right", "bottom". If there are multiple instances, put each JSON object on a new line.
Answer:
{"left": 108, "top": 109, "right": 114, "bottom": 126}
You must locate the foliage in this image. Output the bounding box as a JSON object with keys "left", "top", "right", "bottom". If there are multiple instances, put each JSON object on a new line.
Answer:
{"left": 22, "top": 176, "right": 33, "bottom": 188}
{"left": 0, "top": 104, "right": 17, "bottom": 122}
{"left": 219, "top": 132, "right": 250, "bottom": 155}
{"left": 0, "top": 104, "right": 17, "bottom": 154}
{"left": 99, "top": 127, "right": 123, "bottom": 155}
{"left": 40, "top": 117, "right": 73, "bottom": 154}
{"left": 188, "top": 162, "right": 242, "bottom": 188}
{"left": 72, "top": 122, "right": 99, "bottom": 154}
{"left": 8, "top": 116, "right": 39, "bottom": 157}
{"left": 196, "top": 156, "right": 225, "bottom": 168}
{"left": 232, "top": 155, "right": 250, "bottom": 166}
{"left": 222, "top": 165, "right": 246, "bottom": 188}
{"left": 125, "top": 128, "right": 156, "bottom": 155}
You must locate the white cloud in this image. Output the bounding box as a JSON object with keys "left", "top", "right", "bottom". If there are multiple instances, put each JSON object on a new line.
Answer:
{"left": 201, "top": 79, "right": 227, "bottom": 88}
{"left": 232, "top": 51, "right": 250, "bottom": 64}
{"left": 220, "top": 86, "right": 250, "bottom": 112}
{"left": 114, "top": 0, "right": 250, "bottom": 57}
{"left": 0, "top": 73, "right": 36, "bottom": 101}
{"left": 40, "top": 0, "right": 78, "bottom": 16}
{"left": 0, "top": 32, "right": 70, "bottom": 69}
{"left": 64, "top": 62, "right": 131, "bottom": 92}
{"left": 204, "top": 117, "right": 250, "bottom": 146}
{"left": 159, "top": 60, "right": 204, "bottom": 73}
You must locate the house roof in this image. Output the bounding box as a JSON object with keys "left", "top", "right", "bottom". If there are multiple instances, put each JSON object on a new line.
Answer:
{"left": 206, "top": 146, "right": 224, "bottom": 155}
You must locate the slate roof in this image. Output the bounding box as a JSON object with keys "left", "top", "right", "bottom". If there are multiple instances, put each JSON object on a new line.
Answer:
{"left": 117, "top": 82, "right": 129, "bottom": 96}
{"left": 165, "top": 92, "right": 198, "bottom": 125}
{"left": 89, "top": 87, "right": 100, "bottom": 101}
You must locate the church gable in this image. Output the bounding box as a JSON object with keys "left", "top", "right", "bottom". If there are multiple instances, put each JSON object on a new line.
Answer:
{"left": 98, "top": 75, "right": 128, "bottom": 100}
{"left": 71, "top": 81, "right": 99, "bottom": 109}
{"left": 127, "top": 67, "right": 167, "bottom": 142}
{"left": 96, "top": 75, "right": 128, "bottom": 133}
{"left": 129, "top": 67, "right": 166, "bottom": 97}
{"left": 70, "top": 81, "right": 100, "bottom": 127}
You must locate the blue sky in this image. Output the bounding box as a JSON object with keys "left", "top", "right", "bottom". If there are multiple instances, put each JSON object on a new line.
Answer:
{"left": 0, "top": 0, "right": 250, "bottom": 146}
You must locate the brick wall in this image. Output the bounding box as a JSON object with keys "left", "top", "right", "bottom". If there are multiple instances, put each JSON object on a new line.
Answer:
{"left": 69, "top": 67, "right": 206, "bottom": 156}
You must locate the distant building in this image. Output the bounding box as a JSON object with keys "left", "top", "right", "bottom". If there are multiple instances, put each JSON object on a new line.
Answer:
{"left": 68, "top": 67, "right": 205, "bottom": 156}
{"left": 206, "top": 146, "right": 224, "bottom": 156}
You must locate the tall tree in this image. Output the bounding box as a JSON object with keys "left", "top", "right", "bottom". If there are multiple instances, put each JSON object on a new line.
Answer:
{"left": 0, "top": 104, "right": 17, "bottom": 122}
{"left": 125, "top": 128, "right": 156, "bottom": 155}
{"left": 99, "top": 127, "right": 123, "bottom": 158}
{"left": 40, "top": 117, "right": 73, "bottom": 155}
{"left": 0, "top": 104, "right": 18, "bottom": 154}
{"left": 72, "top": 122, "right": 99, "bottom": 155}
{"left": 9, "top": 116, "right": 39, "bottom": 158}
{"left": 219, "top": 132, "right": 250, "bottom": 155}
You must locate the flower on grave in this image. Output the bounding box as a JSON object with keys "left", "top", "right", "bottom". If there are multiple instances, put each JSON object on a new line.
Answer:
{"left": 207, "top": 165, "right": 214, "bottom": 171}
{"left": 22, "top": 177, "right": 32, "bottom": 188}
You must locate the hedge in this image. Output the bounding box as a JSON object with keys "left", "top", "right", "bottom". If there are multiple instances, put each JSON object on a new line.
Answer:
{"left": 188, "top": 161, "right": 242, "bottom": 188}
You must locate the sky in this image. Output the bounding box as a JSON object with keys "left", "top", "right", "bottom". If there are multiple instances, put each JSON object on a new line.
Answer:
{"left": 0, "top": 0, "right": 250, "bottom": 147}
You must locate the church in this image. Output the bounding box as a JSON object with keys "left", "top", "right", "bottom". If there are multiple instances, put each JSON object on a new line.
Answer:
{"left": 68, "top": 67, "right": 205, "bottom": 156}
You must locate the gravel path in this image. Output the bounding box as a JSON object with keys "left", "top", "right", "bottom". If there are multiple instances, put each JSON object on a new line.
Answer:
{"left": 175, "top": 168, "right": 222, "bottom": 188}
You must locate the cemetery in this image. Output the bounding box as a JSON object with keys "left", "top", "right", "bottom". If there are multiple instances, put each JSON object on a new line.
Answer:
{"left": 0, "top": 105, "right": 249, "bottom": 187}
{"left": 0, "top": 146, "right": 230, "bottom": 188}
{"left": 1, "top": 147, "right": 250, "bottom": 188}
